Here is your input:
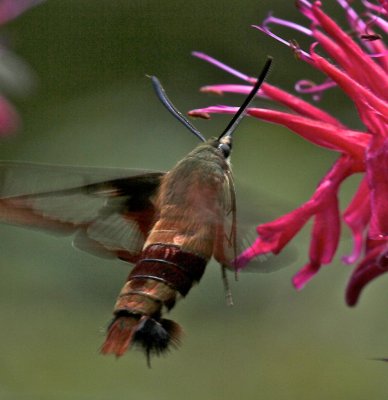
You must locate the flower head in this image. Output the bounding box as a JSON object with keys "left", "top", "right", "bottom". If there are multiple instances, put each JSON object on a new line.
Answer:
{"left": 0, "top": 0, "right": 44, "bottom": 136}
{"left": 189, "top": 0, "right": 388, "bottom": 306}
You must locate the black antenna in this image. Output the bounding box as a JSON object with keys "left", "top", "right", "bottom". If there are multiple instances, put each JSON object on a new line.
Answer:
{"left": 150, "top": 76, "right": 206, "bottom": 142}
{"left": 219, "top": 56, "right": 272, "bottom": 140}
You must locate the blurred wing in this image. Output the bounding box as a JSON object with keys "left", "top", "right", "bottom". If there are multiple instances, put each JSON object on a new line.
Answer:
{"left": 213, "top": 168, "right": 237, "bottom": 268}
{"left": 213, "top": 168, "right": 294, "bottom": 273}
{"left": 0, "top": 161, "right": 164, "bottom": 263}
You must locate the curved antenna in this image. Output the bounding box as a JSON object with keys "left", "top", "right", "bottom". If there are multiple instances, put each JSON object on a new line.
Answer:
{"left": 219, "top": 56, "right": 273, "bottom": 140}
{"left": 149, "top": 76, "right": 206, "bottom": 142}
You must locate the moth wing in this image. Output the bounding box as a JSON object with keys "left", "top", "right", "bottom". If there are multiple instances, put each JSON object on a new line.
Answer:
{"left": 0, "top": 161, "right": 164, "bottom": 263}
{"left": 213, "top": 168, "right": 237, "bottom": 269}
{"left": 213, "top": 169, "right": 294, "bottom": 273}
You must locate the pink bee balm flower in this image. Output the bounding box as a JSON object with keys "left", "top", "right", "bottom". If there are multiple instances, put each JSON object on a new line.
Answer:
{"left": 0, "top": 0, "right": 44, "bottom": 136}
{"left": 0, "top": 0, "right": 44, "bottom": 25}
{"left": 189, "top": 0, "right": 388, "bottom": 306}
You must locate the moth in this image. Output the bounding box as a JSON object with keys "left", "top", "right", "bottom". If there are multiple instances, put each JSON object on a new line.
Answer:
{"left": 0, "top": 57, "right": 272, "bottom": 364}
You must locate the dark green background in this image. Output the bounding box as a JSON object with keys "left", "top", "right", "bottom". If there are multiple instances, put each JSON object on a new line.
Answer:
{"left": 0, "top": 1, "right": 387, "bottom": 399}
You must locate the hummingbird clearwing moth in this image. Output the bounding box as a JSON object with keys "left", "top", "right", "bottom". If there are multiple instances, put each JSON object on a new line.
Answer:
{"left": 0, "top": 57, "right": 272, "bottom": 364}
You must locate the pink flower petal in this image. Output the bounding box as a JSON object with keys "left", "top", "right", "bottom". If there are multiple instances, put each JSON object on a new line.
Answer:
{"left": 236, "top": 156, "right": 353, "bottom": 273}
{"left": 200, "top": 84, "right": 266, "bottom": 97}
{"left": 311, "top": 51, "right": 388, "bottom": 125}
{"left": 192, "top": 51, "right": 251, "bottom": 82}
{"left": 292, "top": 261, "right": 321, "bottom": 290}
{"left": 294, "top": 78, "right": 337, "bottom": 101}
{"left": 190, "top": 105, "right": 369, "bottom": 159}
{"left": 199, "top": 82, "right": 345, "bottom": 127}
{"left": 363, "top": 0, "right": 388, "bottom": 15}
{"left": 346, "top": 241, "right": 388, "bottom": 306}
{"left": 337, "top": 0, "right": 388, "bottom": 71}
{"left": 261, "top": 83, "right": 344, "bottom": 126}
{"left": 342, "top": 178, "right": 371, "bottom": 264}
{"left": 235, "top": 205, "right": 311, "bottom": 269}
{"left": 292, "top": 194, "right": 341, "bottom": 290}
{"left": 378, "top": 0, "right": 388, "bottom": 15}
{"left": 313, "top": 29, "right": 357, "bottom": 78}
{"left": 0, "top": 96, "right": 19, "bottom": 135}
{"left": 309, "top": 195, "right": 340, "bottom": 265}
{"left": 313, "top": 2, "right": 388, "bottom": 99}
{"left": 366, "top": 135, "right": 388, "bottom": 239}
{"left": 0, "top": 0, "right": 44, "bottom": 25}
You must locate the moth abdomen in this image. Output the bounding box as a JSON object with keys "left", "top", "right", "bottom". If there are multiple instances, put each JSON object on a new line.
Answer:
{"left": 131, "top": 243, "right": 208, "bottom": 295}
{"left": 101, "top": 243, "right": 208, "bottom": 360}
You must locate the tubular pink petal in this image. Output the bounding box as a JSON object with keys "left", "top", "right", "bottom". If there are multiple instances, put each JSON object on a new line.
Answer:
{"left": 256, "top": 208, "right": 313, "bottom": 254}
{"left": 189, "top": 106, "right": 238, "bottom": 116}
{"left": 366, "top": 136, "right": 388, "bottom": 239}
{"left": 293, "top": 157, "right": 351, "bottom": 290}
{"left": 295, "top": 78, "right": 337, "bottom": 101}
{"left": 200, "top": 84, "right": 267, "bottom": 98}
{"left": 0, "top": 0, "right": 44, "bottom": 24}
{"left": 252, "top": 25, "right": 297, "bottom": 48}
{"left": 356, "top": 12, "right": 388, "bottom": 70}
{"left": 306, "top": 156, "right": 354, "bottom": 267}
{"left": 346, "top": 263, "right": 387, "bottom": 305}
{"left": 262, "top": 14, "right": 313, "bottom": 36}
{"left": 313, "top": 29, "right": 361, "bottom": 80}
{"left": 345, "top": 242, "right": 388, "bottom": 306}
{"left": 247, "top": 108, "right": 369, "bottom": 159}
{"left": 192, "top": 52, "right": 251, "bottom": 82}
{"left": 261, "top": 83, "right": 344, "bottom": 126}
{"left": 368, "top": 13, "right": 388, "bottom": 33}
{"left": 189, "top": 105, "right": 369, "bottom": 158}
{"left": 362, "top": 108, "right": 387, "bottom": 137}
{"left": 336, "top": 0, "right": 387, "bottom": 67}
{"left": 309, "top": 197, "right": 341, "bottom": 265}
{"left": 337, "top": 0, "right": 364, "bottom": 31}
{"left": 311, "top": 52, "right": 388, "bottom": 119}
{"left": 378, "top": 0, "right": 388, "bottom": 14}
{"left": 236, "top": 203, "right": 318, "bottom": 270}
{"left": 237, "top": 156, "right": 353, "bottom": 273}
{"left": 253, "top": 25, "right": 312, "bottom": 61}
{"left": 200, "top": 82, "right": 345, "bottom": 126}
{"left": 363, "top": 0, "right": 388, "bottom": 14}
{"left": 292, "top": 261, "right": 321, "bottom": 290}
{"left": 342, "top": 178, "right": 371, "bottom": 264}
{"left": 296, "top": 0, "right": 317, "bottom": 22}
{"left": 368, "top": 50, "right": 388, "bottom": 59}
{"left": 0, "top": 96, "right": 19, "bottom": 135}
{"left": 234, "top": 244, "right": 262, "bottom": 270}
{"left": 312, "top": 2, "right": 388, "bottom": 98}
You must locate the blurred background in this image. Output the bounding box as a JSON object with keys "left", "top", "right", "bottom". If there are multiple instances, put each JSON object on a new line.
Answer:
{"left": 0, "top": 0, "right": 387, "bottom": 399}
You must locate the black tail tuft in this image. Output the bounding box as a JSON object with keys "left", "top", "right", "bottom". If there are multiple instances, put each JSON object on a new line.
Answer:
{"left": 101, "top": 312, "right": 182, "bottom": 366}
{"left": 132, "top": 316, "right": 182, "bottom": 366}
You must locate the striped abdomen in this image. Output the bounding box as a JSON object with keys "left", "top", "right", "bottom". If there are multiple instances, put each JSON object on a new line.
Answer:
{"left": 101, "top": 242, "right": 208, "bottom": 360}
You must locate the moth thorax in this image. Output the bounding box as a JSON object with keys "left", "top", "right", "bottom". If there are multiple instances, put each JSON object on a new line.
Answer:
{"left": 144, "top": 204, "right": 218, "bottom": 258}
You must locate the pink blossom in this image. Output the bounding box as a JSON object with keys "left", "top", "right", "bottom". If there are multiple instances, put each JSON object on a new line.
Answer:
{"left": 0, "top": 0, "right": 44, "bottom": 25}
{"left": 189, "top": 1, "right": 388, "bottom": 306}
{"left": 0, "top": 0, "right": 43, "bottom": 136}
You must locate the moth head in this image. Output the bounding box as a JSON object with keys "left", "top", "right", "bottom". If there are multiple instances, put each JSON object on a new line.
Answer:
{"left": 217, "top": 135, "right": 232, "bottom": 159}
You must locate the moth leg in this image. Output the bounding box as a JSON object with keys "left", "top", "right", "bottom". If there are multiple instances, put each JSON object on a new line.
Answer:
{"left": 221, "top": 264, "right": 234, "bottom": 307}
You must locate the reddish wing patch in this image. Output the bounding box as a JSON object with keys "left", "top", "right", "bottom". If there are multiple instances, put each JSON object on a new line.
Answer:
{"left": 0, "top": 162, "right": 164, "bottom": 263}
